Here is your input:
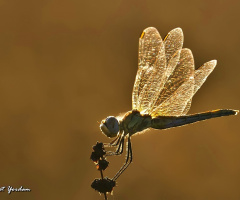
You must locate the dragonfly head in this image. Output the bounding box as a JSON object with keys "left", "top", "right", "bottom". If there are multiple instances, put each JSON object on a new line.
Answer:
{"left": 100, "top": 116, "right": 119, "bottom": 138}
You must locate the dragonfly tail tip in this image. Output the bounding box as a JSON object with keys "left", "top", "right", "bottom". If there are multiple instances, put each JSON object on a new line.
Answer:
{"left": 234, "top": 110, "right": 239, "bottom": 115}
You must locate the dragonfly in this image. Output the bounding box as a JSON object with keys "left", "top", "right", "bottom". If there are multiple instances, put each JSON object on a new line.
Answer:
{"left": 100, "top": 27, "right": 238, "bottom": 181}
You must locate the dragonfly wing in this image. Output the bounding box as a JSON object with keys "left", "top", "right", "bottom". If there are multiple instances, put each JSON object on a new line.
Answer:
{"left": 136, "top": 42, "right": 166, "bottom": 113}
{"left": 182, "top": 100, "right": 192, "bottom": 115}
{"left": 164, "top": 28, "right": 184, "bottom": 64}
{"left": 145, "top": 28, "right": 184, "bottom": 113}
{"left": 132, "top": 28, "right": 184, "bottom": 114}
{"left": 193, "top": 60, "right": 217, "bottom": 94}
{"left": 151, "top": 48, "right": 195, "bottom": 116}
{"left": 132, "top": 27, "right": 165, "bottom": 111}
{"left": 147, "top": 28, "right": 184, "bottom": 113}
{"left": 182, "top": 60, "right": 217, "bottom": 114}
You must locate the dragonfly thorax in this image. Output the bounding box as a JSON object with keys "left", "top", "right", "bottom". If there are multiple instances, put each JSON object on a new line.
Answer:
{"left": 120, "top": 110, "right": 152, "bottom": 136}
{"left": 100, "top": 116, "right": 120, "bottom": 138}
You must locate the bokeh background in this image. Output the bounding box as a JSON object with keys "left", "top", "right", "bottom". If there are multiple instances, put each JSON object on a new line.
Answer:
{"left": 0, "top": 0, "right": 239, "bottom": 199}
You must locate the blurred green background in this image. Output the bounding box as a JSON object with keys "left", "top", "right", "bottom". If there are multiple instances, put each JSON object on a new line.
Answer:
{"left": 0, "top": 0, "right": 239, "bottom": 199}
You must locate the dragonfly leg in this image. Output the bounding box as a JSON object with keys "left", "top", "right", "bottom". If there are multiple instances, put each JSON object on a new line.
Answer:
{"left": 104, "top": 132, "right": 123, "bottom": 148}
{"left": 110, "top": 134, "right": 122, "bottom": 146}
{"left": 115, "top": 136, "right": 124, "bottom": 155}
{"left": 106, "top": 133, "right": 124, "bottom": 156}
{"left": 112, "top": 135, "right": 132, "bottom": 181}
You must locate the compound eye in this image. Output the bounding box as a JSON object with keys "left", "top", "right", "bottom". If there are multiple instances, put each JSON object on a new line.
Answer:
{"left": 105, "top": 117, "right": 119, "bottom": 134}
{"left": 100, "top": 116, "right": 119, "bottom": 138}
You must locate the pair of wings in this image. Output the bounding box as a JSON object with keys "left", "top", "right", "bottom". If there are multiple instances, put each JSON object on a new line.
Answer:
{"left": 132, "top": 27, "right": 217, "bottom": 117}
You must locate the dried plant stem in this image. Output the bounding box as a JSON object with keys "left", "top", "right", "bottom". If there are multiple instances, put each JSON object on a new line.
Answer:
{"left": 99, "top": 169, "right": 107, "bottom": 200}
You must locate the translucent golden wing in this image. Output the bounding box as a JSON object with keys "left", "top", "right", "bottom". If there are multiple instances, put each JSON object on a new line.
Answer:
{"left": 150, "top": 48, "right": 195, "bottom": 116}
{"left": 132, "top": 28, "right": 184, "bottom": 114}
{"left": 146, "top": 28, "right": 184, "bottom": 113}
{"left": 182, "top": 60, "right": 217, "bottom": 114}
{"left": 132, "top": 27, "right": 164, "bottom": 112}
{"left": 132, "top": 27, "right": 218, "bottom": 117}
{"left": 164, "top": 28, "right": 184, "bottom": 64}
{"left": 135, "top": 42, "right": 166, "bottom": 113}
